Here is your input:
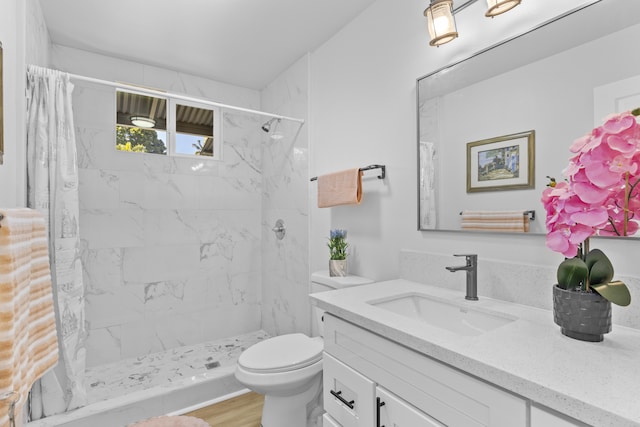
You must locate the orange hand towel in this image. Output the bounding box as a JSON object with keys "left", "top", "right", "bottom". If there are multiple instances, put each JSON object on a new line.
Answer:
{"left": 317, "top": 168, "right": 363, "bottom": 208}
{"left": 0, "top": 208, "right": 58, "bottom": 427}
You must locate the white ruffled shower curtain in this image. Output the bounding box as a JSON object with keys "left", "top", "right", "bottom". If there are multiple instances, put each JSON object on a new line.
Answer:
{"left": 25, "top": 65, "right": 87, "bottom": 419}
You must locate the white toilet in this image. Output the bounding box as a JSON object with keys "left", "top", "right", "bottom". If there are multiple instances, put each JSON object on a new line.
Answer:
{"left": 235, "top": 271, "right": 373, "bottom": 427}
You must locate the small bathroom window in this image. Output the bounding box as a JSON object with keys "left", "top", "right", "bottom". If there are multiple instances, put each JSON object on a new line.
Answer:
{"left": 173, "top": 101, "right": 221, "bottom": 159}
{"left": 116, "top": 90, "right": 168, "bottom": 155}
{"left": 115, "top": 89, "right": 222, "bottom": 160}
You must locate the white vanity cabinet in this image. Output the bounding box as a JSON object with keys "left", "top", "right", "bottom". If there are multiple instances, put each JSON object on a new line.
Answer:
{"left": 323, "top": 354, "right": 444, "bottom": 427}
{"left": 377, "top": 386, "right": 445, "bottom": 427}
{"left": 323, "top": 352, "right": 375, "bottom": 427}
{"left": 530, "top": 404, "right": 590, "bottom": 427}
{"left": 323, "top": 313, "right": 528, "bottom": 427}
{"left": 323, "top": 413, "right": 343, "bottom": 427}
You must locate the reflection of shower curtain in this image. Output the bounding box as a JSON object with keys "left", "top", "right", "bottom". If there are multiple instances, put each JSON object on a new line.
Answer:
{"left": 420, "top": 141, "right": 437, "bottom": 229}
{"left": 26, "top": 65, "right": 87, "bottom": 419}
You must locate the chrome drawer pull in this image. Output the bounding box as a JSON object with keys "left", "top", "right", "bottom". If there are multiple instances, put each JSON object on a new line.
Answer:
{"left": 330, "top": 389, "right": 355, "bottom": 409}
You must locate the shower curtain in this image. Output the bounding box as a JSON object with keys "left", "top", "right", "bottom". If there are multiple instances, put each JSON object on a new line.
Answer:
{"left": 25, "top": 65, "right": 87, "bottom": 419}
{"left": 419, "top": 140, "right": 437, "bottom": 229}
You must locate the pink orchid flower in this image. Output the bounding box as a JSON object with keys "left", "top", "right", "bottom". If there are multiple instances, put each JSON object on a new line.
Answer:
{"left": 542, "top": 110, "right": 640, "bottom": 254}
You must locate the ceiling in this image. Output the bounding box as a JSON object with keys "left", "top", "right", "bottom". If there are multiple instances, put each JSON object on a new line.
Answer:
{"left": 38, "top": 0, "right": 379, "bottom": 90}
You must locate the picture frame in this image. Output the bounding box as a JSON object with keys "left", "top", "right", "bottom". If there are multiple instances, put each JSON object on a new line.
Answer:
{"left": 466, "top": 130, "right": 535, "bottom": 193}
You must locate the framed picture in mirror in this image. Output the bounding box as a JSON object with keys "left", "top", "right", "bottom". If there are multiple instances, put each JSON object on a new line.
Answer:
{"left": 466, "top": 130, "right": 534, "bottom": 193}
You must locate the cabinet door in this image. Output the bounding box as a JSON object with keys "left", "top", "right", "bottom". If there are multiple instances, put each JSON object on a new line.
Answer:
{"left": 531, "top": 404, "right": 590, "bottom": 427}
{"left": 323, "top": 352, "right": 375, "bottom": 427}
{"left": 377, "top": 386, "right": 446, "bottom": 427}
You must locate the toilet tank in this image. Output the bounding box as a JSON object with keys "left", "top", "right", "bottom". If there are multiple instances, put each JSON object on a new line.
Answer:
{"left": 310, "top": 271, "right": 374, "bottom": 337}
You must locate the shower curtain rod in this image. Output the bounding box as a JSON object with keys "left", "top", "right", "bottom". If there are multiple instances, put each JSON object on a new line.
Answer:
{"left": 55, "top": 69, "right": 306, "bottom": 124}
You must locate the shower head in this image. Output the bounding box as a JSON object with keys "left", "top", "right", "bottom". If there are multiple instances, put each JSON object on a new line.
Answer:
{"left": 261, "top": 118, "right": 283, "bottom": 139}
{"left": 261, "top": 118, "right": 276, "bottom": 133}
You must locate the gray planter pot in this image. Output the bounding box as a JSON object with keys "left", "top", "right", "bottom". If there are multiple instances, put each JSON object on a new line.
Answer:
{"left": 553, "top": 285, "right": 612, "bottom": 342}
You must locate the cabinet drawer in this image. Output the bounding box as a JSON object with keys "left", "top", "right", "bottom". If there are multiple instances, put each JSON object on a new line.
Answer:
{"left": 323, "top": 352, "right": 375, "bottom": 427}
{"left": 323, "top": 413, "right": 342, "bottom": 427}
{"left": 377, "top": 386, "right": 445, "bottom": 427}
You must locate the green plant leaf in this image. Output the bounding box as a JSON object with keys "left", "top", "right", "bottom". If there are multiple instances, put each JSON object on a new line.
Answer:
{"left": 585, "top": 249, "right": 614, "bottom": 285}
{"left": 557, "top": 257, "right": 587, "bottom": 289}
{"left": 591, "top": 281, "right": 631, "bottom": 306}
{"left": 585, "top": 248, "right": 608, "bottom": 269}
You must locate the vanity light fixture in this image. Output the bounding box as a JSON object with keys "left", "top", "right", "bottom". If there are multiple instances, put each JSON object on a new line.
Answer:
{"left": 424, "top": 0, "right": 522, "bottom": 47}
{"left": 485, "top": 0, "right": 521, "bottom": 17}
{"left": 424, "top": 0, "right": 458, "bottom": 47}
{"left": 130, "top": 116, "right": 156, "bottom": 128}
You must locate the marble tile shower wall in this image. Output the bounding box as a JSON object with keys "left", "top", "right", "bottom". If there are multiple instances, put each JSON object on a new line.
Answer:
{"left": 74, "top": 81, "right": 263, "bottom": 367}
{"left": 25, "top": 0, "right": 50, "bottom": 67}
{"left": 260, "top": 55, "right": 310, "bottom": 336}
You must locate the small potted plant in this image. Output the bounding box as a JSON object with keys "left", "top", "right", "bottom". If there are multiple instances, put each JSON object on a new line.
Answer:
{"left": 542, "top": 109, "right": 639, "bottom": 341}
{"left": 328, "top": 229, "right": 349, "bottom": 277}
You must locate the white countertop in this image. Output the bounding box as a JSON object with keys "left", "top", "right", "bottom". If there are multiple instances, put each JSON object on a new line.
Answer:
{"left": 310, "top": 279, "right": 640, "bottom": 427}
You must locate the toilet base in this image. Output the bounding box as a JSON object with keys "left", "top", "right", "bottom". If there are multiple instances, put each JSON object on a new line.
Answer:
{"left": 260, "top": 372, "right": 322, "bottom": 427}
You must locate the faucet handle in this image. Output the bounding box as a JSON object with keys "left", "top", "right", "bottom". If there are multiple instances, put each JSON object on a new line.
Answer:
{"left": 453, "top": 254, "right": 477, "bottom": 264}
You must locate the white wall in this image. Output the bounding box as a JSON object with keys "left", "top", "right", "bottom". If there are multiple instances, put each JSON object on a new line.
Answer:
{"left": 309, "top": 0, "right": 640, "bottom": 287}
{"left": 0, "top": 0, "right": 26, "bottom": 208}
{"left": 1, "top": 0, "right": 52, "bottom": 208}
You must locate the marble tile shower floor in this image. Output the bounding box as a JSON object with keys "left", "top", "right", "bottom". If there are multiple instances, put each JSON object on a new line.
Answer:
{"left": 28, "top": 331, "right": 270, "bottom": 427}
{"left": 86, "top": 330, "right": 270, "bottom": 404}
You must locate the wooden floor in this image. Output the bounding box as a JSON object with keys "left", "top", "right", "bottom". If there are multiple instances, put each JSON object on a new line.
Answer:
{"left": 186, "top": 391, "right": 264, "bottom": 427}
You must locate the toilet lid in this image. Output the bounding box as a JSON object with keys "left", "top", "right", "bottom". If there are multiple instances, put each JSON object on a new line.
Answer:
{"left": 238, "top": 333, "right": 323, "bottom": 373}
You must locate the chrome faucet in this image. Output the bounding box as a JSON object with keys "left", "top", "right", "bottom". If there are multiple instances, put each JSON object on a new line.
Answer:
{"left": 445, "top": 254, "right": 478, "bottom": 301}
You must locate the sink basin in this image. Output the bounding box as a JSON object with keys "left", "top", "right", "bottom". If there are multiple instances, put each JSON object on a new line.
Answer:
{"left": 368, "top": 293, "right": 516, "bottom": 336}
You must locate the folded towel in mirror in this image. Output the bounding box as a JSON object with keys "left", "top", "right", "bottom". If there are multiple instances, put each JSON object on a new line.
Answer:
{"left": 461, "top": 210, "right": 530, "bottom": 233}
{"left": 317, "top": 168, "right": 363, "bottom": 208}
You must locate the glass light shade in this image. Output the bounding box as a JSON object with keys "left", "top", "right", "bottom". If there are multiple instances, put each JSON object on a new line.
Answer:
{"left": 130, "top": 116, "right": 156, "bottom": 128}
{"left": 485, "top": 0, "right": 522, "bottom": 17}
{"left": 424, "top": 0, "right": 458, "bottom": 47}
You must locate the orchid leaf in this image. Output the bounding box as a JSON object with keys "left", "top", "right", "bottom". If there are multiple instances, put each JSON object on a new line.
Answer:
{"left": 585, "top": 249, "right": 614, "bottom": 285}
{"left": 591, "top": 280, "right": 631, "bottom": 306}
{"left": 585, "top": 248, "right": 609, "bottom": 270}
{"left": 557, "top": 257, "right": 587, "bottom": 289}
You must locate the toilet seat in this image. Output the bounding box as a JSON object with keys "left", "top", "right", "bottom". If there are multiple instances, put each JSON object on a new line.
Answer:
{"left": 238, "top": 333, "right": 323, "bottom": 373}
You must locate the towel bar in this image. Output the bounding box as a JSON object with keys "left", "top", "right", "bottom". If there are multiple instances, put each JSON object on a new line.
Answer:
{"left": 459, "top": 210, "right": 535, "bottom": 220}
{"left": 310, "top": 164, "right": 386, "bottom": 181}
